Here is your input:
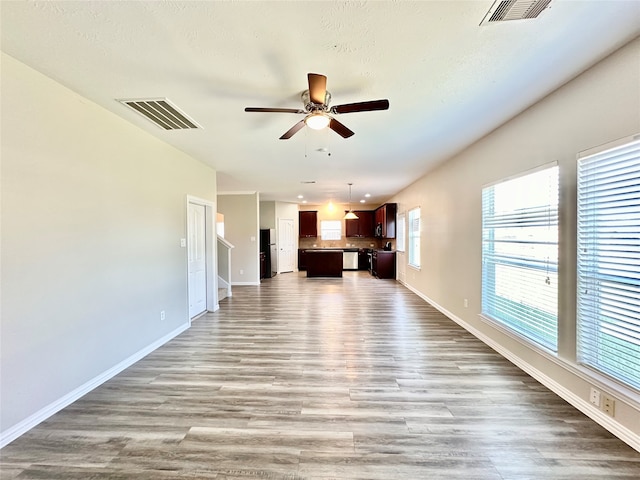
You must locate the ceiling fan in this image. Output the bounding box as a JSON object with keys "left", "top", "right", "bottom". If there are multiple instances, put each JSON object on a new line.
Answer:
{"left": 244, "top": 73, "right": 389, "bottom": 139}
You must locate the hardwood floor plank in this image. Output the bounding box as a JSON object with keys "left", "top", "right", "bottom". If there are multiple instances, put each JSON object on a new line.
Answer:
{"left": 1, "top": 271, "right": 639, "bottom": 479}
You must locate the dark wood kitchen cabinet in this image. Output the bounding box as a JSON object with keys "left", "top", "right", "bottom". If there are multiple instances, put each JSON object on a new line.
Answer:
{"left": 374, "top": 203, "right": 397, "bottom": 239}
{"left": 304, "top": 250, "right": 343, "bottom": 277}
{"left": 298, "top": 249, "right": 309, "bottom": 271}
{"left": 345, "top": 210, "right": 374, "bottom": 237}
{"left": 299, "top": 211, "right": 317, "bottom": 237}
{"left": 371, "top": 250, "right": 396, "bottom": 279}
{"left": 358, "top": 249, "right": 370, "bottom": 270}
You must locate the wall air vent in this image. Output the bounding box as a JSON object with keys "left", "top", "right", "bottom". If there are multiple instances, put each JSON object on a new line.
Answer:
{"left": 481, "top": 0, "right": 552, "bottom": 25}
{"left": 118, "top": 98, "right": 201, "bottom": 130}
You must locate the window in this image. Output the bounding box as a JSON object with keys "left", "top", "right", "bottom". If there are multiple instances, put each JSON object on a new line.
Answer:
{"left": 482, "top": 165, "right": 559, "bottom": 351}
{"left": 408, "top": 207, "right": 420, "bottom": 268}
{"left": 320, "top": 220, "right": 341, "bottom": 240}
{"left": 396, "top": 212, "right": 406, "bottom": 252}
{"left": 577, "top": 136, "right": 640, "bottom": 390}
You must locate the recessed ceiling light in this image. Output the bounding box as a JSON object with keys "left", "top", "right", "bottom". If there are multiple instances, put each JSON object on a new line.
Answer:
{"left": 302, "top": 200, "right": 307, "bottom": 204}
{"left": 364, "top": 193, "right": 371, "bottom": 198}
{"left": 360, "top": 199, "right": 366, "bottom": 203}
{"left": 297, "top": 195, "right": 304, "bottom": 199}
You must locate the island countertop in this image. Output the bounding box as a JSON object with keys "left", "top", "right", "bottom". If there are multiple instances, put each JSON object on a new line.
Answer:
{"left": 304, "top": 249, "right": 343, "bottom": 277}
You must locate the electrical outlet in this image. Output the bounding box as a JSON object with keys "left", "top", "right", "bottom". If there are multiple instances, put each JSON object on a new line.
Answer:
{"left": 240, "top": 269, "right": 244, "bottom": 275}
{"left": 464, "top": 298, "right": 469, "bottom": 308}
{"left": 603, "top": 394, "right": 616, "bottom": 416}
{"left": 160, "top": 310, "right": 166, "bottom": 321}
{"left": 589, "top": 387, "right": 601, "bottom": 407}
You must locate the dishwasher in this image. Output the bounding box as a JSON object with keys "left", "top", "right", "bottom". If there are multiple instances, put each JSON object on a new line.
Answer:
{"left": 342, "top": 250, "right": 359, "bottom": 270}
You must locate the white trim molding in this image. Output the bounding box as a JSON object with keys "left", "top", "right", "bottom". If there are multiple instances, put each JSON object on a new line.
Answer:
{"left": 0, "top": 323, "right": 189, "bottom": 448}
{"left": 398, "top": 279, "right": 640, "bottom": 453}
{"left": 186, "top": 195, "right": 218, "bottom": 320}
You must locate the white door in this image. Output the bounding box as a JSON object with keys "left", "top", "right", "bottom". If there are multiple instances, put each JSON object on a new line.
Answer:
{"left": 188, "top": 202, "right": 207, "bottom": 318}
{"left": 278, "top": 218, "right": 295, "bottom": 273}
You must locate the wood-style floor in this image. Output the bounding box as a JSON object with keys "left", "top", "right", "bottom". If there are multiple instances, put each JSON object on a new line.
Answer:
{"left": 2, "top": 271, "right": 639, "bottom": 479}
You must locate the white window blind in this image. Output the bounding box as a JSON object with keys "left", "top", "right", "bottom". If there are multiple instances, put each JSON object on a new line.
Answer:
{"left": 577, "top": 137, "right": 640, "bottom": 390}
{"left": 408, "top": 207, "right": 420, "bottom": 268}
{"left": 320, "top": 220, "right": 341, "bottom": 240}
{"left": 397, "top": 213, "right": 406, "bottom": 252}
{"left": 482, "top": 166, "right": 559, "bottom": 351}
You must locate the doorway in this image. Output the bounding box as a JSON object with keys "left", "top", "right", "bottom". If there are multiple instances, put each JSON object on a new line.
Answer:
{"left": 187, "top": 197, "right": 217, "bottom": 319}
{"left": 278, "top": 218, "right": 295, "bottom": 273}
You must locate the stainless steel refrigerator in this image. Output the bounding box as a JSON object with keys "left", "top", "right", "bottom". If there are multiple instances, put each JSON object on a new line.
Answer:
{"left": 260, "top": 229, "right": 277, "bottom": 278}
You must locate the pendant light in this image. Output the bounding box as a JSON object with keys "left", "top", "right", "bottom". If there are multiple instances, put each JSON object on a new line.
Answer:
{"left": 344, "top": 183, "right": 359, "bottom": 220}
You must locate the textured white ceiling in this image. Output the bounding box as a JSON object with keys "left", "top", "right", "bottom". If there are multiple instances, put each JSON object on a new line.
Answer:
{"left": 2, "top": 1, "right": 639, "bottom": 206}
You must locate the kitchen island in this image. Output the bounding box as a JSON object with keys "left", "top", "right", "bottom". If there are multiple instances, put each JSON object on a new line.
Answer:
{"left": 304, "top": 249, "right": 343, "bottom": 277}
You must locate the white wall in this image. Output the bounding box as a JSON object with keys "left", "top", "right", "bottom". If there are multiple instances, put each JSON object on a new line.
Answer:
{"left": 260, "top": 201, "right": 299, "bottom": 236}
{"left": 259, "top": 200, "right": 299, "bottom": 274}
{"left": 0, "top": 53, "right": 217, "bottom": 444}
{"left": 259, "top": 200, "right": 276, "bottom": 229}
{"left": 390, "top": 38, "right": 640, "bottom": 447}
{"left": 217, "top": 193, "right": 260, "bottom": 285}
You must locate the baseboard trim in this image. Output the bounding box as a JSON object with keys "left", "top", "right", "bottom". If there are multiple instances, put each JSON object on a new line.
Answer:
{"left": 0, "top": 322, "right": 190, "bottom": 448}
{"left": 399, "top": 280, "right": 640, "bottom": 453}
{"left": 232, "top": 281, "right": 260, "bottom": 286}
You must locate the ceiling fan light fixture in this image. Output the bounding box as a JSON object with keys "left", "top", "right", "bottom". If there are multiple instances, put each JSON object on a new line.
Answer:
{"left": 305, "top": 113, "right": 330, "bottom": 130}
{"left": 245, "top": 73, "right": 388, "bottom": 139}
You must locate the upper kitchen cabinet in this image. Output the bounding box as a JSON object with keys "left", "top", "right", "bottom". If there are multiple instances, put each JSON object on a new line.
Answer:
{"left": 299, "top": 211, "right": 318, "bottom": 237}
{"left": 345, "top": 210, "right": 374, "bottom": 237}
{"left": 374, "top": 203, "right": 397, "bottom": 238}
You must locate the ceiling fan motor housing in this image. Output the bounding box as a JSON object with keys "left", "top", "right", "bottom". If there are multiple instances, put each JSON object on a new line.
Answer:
{"left": 301, "top": 89, "right": 331, "bottom": 112}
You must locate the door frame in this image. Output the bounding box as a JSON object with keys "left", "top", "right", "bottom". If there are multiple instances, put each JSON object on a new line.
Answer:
{"left": 186, "top": 195, "right": 218, "bottom": 321}
{"left": 277, "top": 218, "right": 295, "bottom": 273}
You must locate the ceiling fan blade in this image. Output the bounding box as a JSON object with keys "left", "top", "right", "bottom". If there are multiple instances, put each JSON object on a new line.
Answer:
{"left": 329, "top": 118, "right": 355, "bottom": 138}
{"left": 308, "top": 73, "right": 327, "bottom": 105}
{"left": 331, "top": 99, "right": 390, "bottom": 114}
{"left": 279, "top": 119, "right": 306, "bottom": 140}
{"left": 245, "top": 107, "right": 305, "bottom": 114}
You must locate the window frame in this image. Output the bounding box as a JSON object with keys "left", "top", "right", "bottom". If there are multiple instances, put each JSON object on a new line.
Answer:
{"left": 408, "top": 207, "right": 420, "bottom": 269}
{"left": 576, "top": 135, "right": 640, "bottom": 391}
{"left": 320, "top": 220, "right": 342, "bottom": 241}
{"left": 396, "top": 212, "right": 406, "bottom": 253}
{"left": 481, "top": 164, "right": 559, "bottom": 352}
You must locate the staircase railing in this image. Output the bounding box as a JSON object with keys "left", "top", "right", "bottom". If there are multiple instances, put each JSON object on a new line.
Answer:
{"left": 217, "top": 235, "right": 235, "bottom": 300}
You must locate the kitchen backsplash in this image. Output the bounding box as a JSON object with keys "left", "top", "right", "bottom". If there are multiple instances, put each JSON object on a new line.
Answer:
{"left": 299, "top": 237, "right": 389, "bottom": 249}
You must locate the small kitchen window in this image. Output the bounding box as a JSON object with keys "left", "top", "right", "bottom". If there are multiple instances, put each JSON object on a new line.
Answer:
{"left": 320, "top": 220, "right": 342, "bottom": 240}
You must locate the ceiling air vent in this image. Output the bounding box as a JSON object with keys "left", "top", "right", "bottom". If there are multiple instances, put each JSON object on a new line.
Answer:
{"left": 481, "top": 0, "right": 552, "bottom": 25}
{"left": 118, "top": 98, "right": 201, "bottom": 130}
